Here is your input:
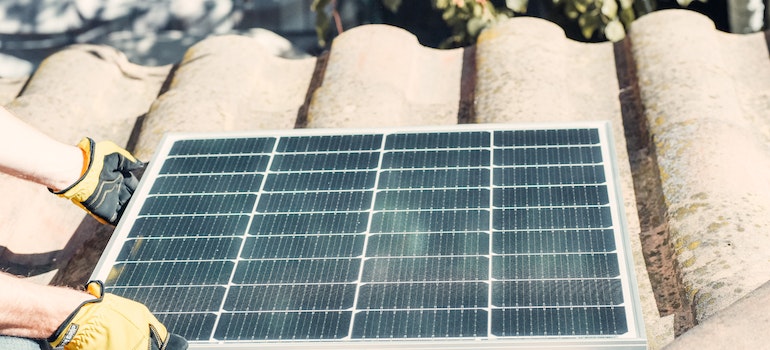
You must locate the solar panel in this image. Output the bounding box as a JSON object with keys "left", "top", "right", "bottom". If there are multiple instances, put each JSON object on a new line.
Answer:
{"left": 91, "top": 122, "right": 647, "bottom": 349}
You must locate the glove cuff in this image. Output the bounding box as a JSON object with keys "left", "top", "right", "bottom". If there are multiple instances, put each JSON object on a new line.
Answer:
{"left": 47, "top": 281, "right": 105, "bottom": 346}
{"left": 49, "top": 137, "right": 95, "bottom": 197}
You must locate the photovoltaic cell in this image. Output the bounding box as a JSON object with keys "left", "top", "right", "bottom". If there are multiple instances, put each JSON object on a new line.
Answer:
{"left": 93, "top": 124, "right": 646, "bottom": 349}
{"left": 150, "top": 174, "right": 263, "bottom": 194}
{"left": 168, "top": 137, "right": 275, "bottom": 155}
{"left": 224, "top": 284, "right": 357, "bottom": 310}
{"left": 379, "top": 168, "right": 489, "bottom": 189}
{"left": 128, "top": 215, "right": 250, "bottom": 238}
{"left": 160, "top": 155, "right": 270, "bottom": 174}
{"left": 111, "top": 286, "right": 226, "bottom": 312}
{"left": 117, "top": 237, "right": 242, "bottom": 261}
{"left": 277, "top": 134, "right": 383, "bottom": 152}
{"left": 271, "top": 152, "right": 379, "bottom": 171}
{"left": 264, "top": 171, "right": 376, "bottom": 191}
{"left": 240, "top": 235, "right": 365, "bottom": 259}
{"left": 352, "top": 309, "right": 487, "bottom": 338}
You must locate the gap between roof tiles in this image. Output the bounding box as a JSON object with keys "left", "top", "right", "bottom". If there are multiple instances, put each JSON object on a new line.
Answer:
{"left": 0, "top": 76, "right": 29, "bottom": 106}
{"left": 296, "top": 51, "right": 330, "bottom": 129}
{"left": 764, "top": 30, "right": 770, "bottom": 57}
{"left": 613, "top": 37, "right": 696, "bottom": 336}
{"left": 458, "top": 45, "right": 477, "bottom": 124}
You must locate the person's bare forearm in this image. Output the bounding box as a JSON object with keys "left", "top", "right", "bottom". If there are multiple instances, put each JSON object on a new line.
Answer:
{"left": 0, "top": 106, "right": 83, "bottom": 191}
{"left": 0, "top": 272, "right": 90, "bottom": 339}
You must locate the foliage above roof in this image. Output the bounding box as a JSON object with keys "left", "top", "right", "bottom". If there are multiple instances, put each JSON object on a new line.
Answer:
{"left": 312, "top": 0, "right": 701, "bottom": 47}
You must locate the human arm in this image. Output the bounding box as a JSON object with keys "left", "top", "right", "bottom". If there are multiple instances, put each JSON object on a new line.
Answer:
{"left": 0, "top": 106, "right": 83, "bottom": 191}
{"left": 0, "top": 273, "right": 187, "bottom": 349}
{"left": 0, "top": 106, "right": 143, "bottom": 224}
{"left": 0, "top": 272, "right": 90, "bottom": 339}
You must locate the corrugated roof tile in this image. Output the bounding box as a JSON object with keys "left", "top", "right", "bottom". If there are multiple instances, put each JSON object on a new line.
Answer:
{"left": 135, "top": 35, "right": 316, "bottom": 160}
{"left": 308, "top": 24, "right": 463, "bottom": 128}
{"left": 475, "top": 16, "right": 669, "bottom": 347}
{"left": 630, "top": 9, "right": 770, "bottom": 323}
{"left": 8, "top": 45, "right": 168, "bottom": 145}
{"left": 663, "top": 279, "right": 770, "bottom": 349}
{"left": 0, "top": 76, "right": 26, "bottom": 105}
{"left": 476, "top": 17, "right": 620, "bottom": 124}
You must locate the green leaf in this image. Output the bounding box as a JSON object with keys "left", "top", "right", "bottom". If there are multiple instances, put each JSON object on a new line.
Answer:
{"left": 564, "top": 1, "right": 580, "bottom": 19}
{"left": 439, "top": 33, "right": 467, "bottom": 49}
{"left": 434, "top": 0, "right": 449, "bottom": 9}
{"left": 619, "top": 0, "right": 634, "bottom": 9}
{"left": 601, "top": 0, "right": 618, "bottom": 18}
{"left": 310, "top": 0, "right": 331, "bottom": 11}
{"left": 442, "top": 6, "right": 456, "bottom": 20}
{"left": 578, "top": 12, "right": 600, "bottom": 38}
{"left": 312, "top": 0, "right": 332, "bottom": 47}
{"left": 619, "top": 7, "right": 635, "bottom": 24}
{"left": 382, "top": 0, "right": 403, "bottom": 12}
{"left": 604, "top": 19, "right": 626, "bottom": 41}
{"left": 506, "top": 0, "right": 529, "bottom": 12}
{"left": 472, "top": 2, "right": 483, "bottom": 17}
{"left": 467, "top": 17, "right": 487, "bottom": 37}
{"left": 573, "top": 0, "right": 591, "bottom": 13}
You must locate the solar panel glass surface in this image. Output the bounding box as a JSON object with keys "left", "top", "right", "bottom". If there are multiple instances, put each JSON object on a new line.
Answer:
{"left": 92, "top": 124, "right": 646, "bottom": 349}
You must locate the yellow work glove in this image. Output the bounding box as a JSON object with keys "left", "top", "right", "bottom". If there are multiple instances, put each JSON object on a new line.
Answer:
{"left": 48, "top": 281, "right": 188, "bottom": 350}
{"left": 51, "top": 137, "right": 143, "bottom": 225}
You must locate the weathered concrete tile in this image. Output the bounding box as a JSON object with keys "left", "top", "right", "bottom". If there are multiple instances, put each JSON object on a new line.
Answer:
{"left": 475, "top": 16, "right": 673, "bottom": 348}
{"left": 7, "top": 45, "right": 169, "bottom": 146}
{"left": 135, "top": 35, "right": 316, "bottom": 160}
{"left": 630, "top": 9, "right": 770, "bottom": 322}
{"left": 0, "top": 76, "right": 27, "bottom": 106}
{"left": 475, "top": 17, "right": 620, "bottom": 124}
{"left": 307, "top": 24, "right": 463, "bottom": 128}
{"left": 663, "top": 280, "right": 770, "bottom": 349}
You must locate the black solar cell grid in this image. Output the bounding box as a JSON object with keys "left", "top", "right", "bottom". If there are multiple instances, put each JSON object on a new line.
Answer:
{"left": 93, "top": 126, "right": 644, "bottom": 347}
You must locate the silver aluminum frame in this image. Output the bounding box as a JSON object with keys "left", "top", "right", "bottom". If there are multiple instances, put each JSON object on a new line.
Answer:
{"left": 91, "top": 121, "right": 647, "bottom": 350}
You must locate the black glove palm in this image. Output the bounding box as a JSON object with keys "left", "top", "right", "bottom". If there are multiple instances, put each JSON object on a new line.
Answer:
{"left": 52, "top": 137, "right": 143, "bottom": 225}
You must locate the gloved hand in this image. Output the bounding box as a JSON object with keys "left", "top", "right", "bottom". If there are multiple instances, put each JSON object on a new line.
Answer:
{"left": 51, "top": 137, "right": 143, "bottom": 225}
{"left": 48, "top": 281, "right": 188, "bottom": 350}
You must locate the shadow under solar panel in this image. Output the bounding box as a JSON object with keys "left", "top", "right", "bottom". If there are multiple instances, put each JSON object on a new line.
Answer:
{"left": 92, "top": 122, "right": 647, "bottom": 349}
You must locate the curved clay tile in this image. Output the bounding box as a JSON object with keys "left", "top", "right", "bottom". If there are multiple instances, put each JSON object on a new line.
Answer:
{"left": 307, "top": 24, "right": 463, "bottom": 128}
{"left": 630, "top": 9, "right": 770, "bottom": 322}
{"left": 7, "top": 44, "right": 168, "bottom": 146}
{"left": 0, "top": 76, "right": 27, "bottom": 106}
{"left": 134, "top": 35, "right": 316, "bottom": 160}
{"left": 475, "top": 16, "right": 620, "bottom": 125}
{"left": 473, "top": 17, "right": 678, "bottom": 346}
